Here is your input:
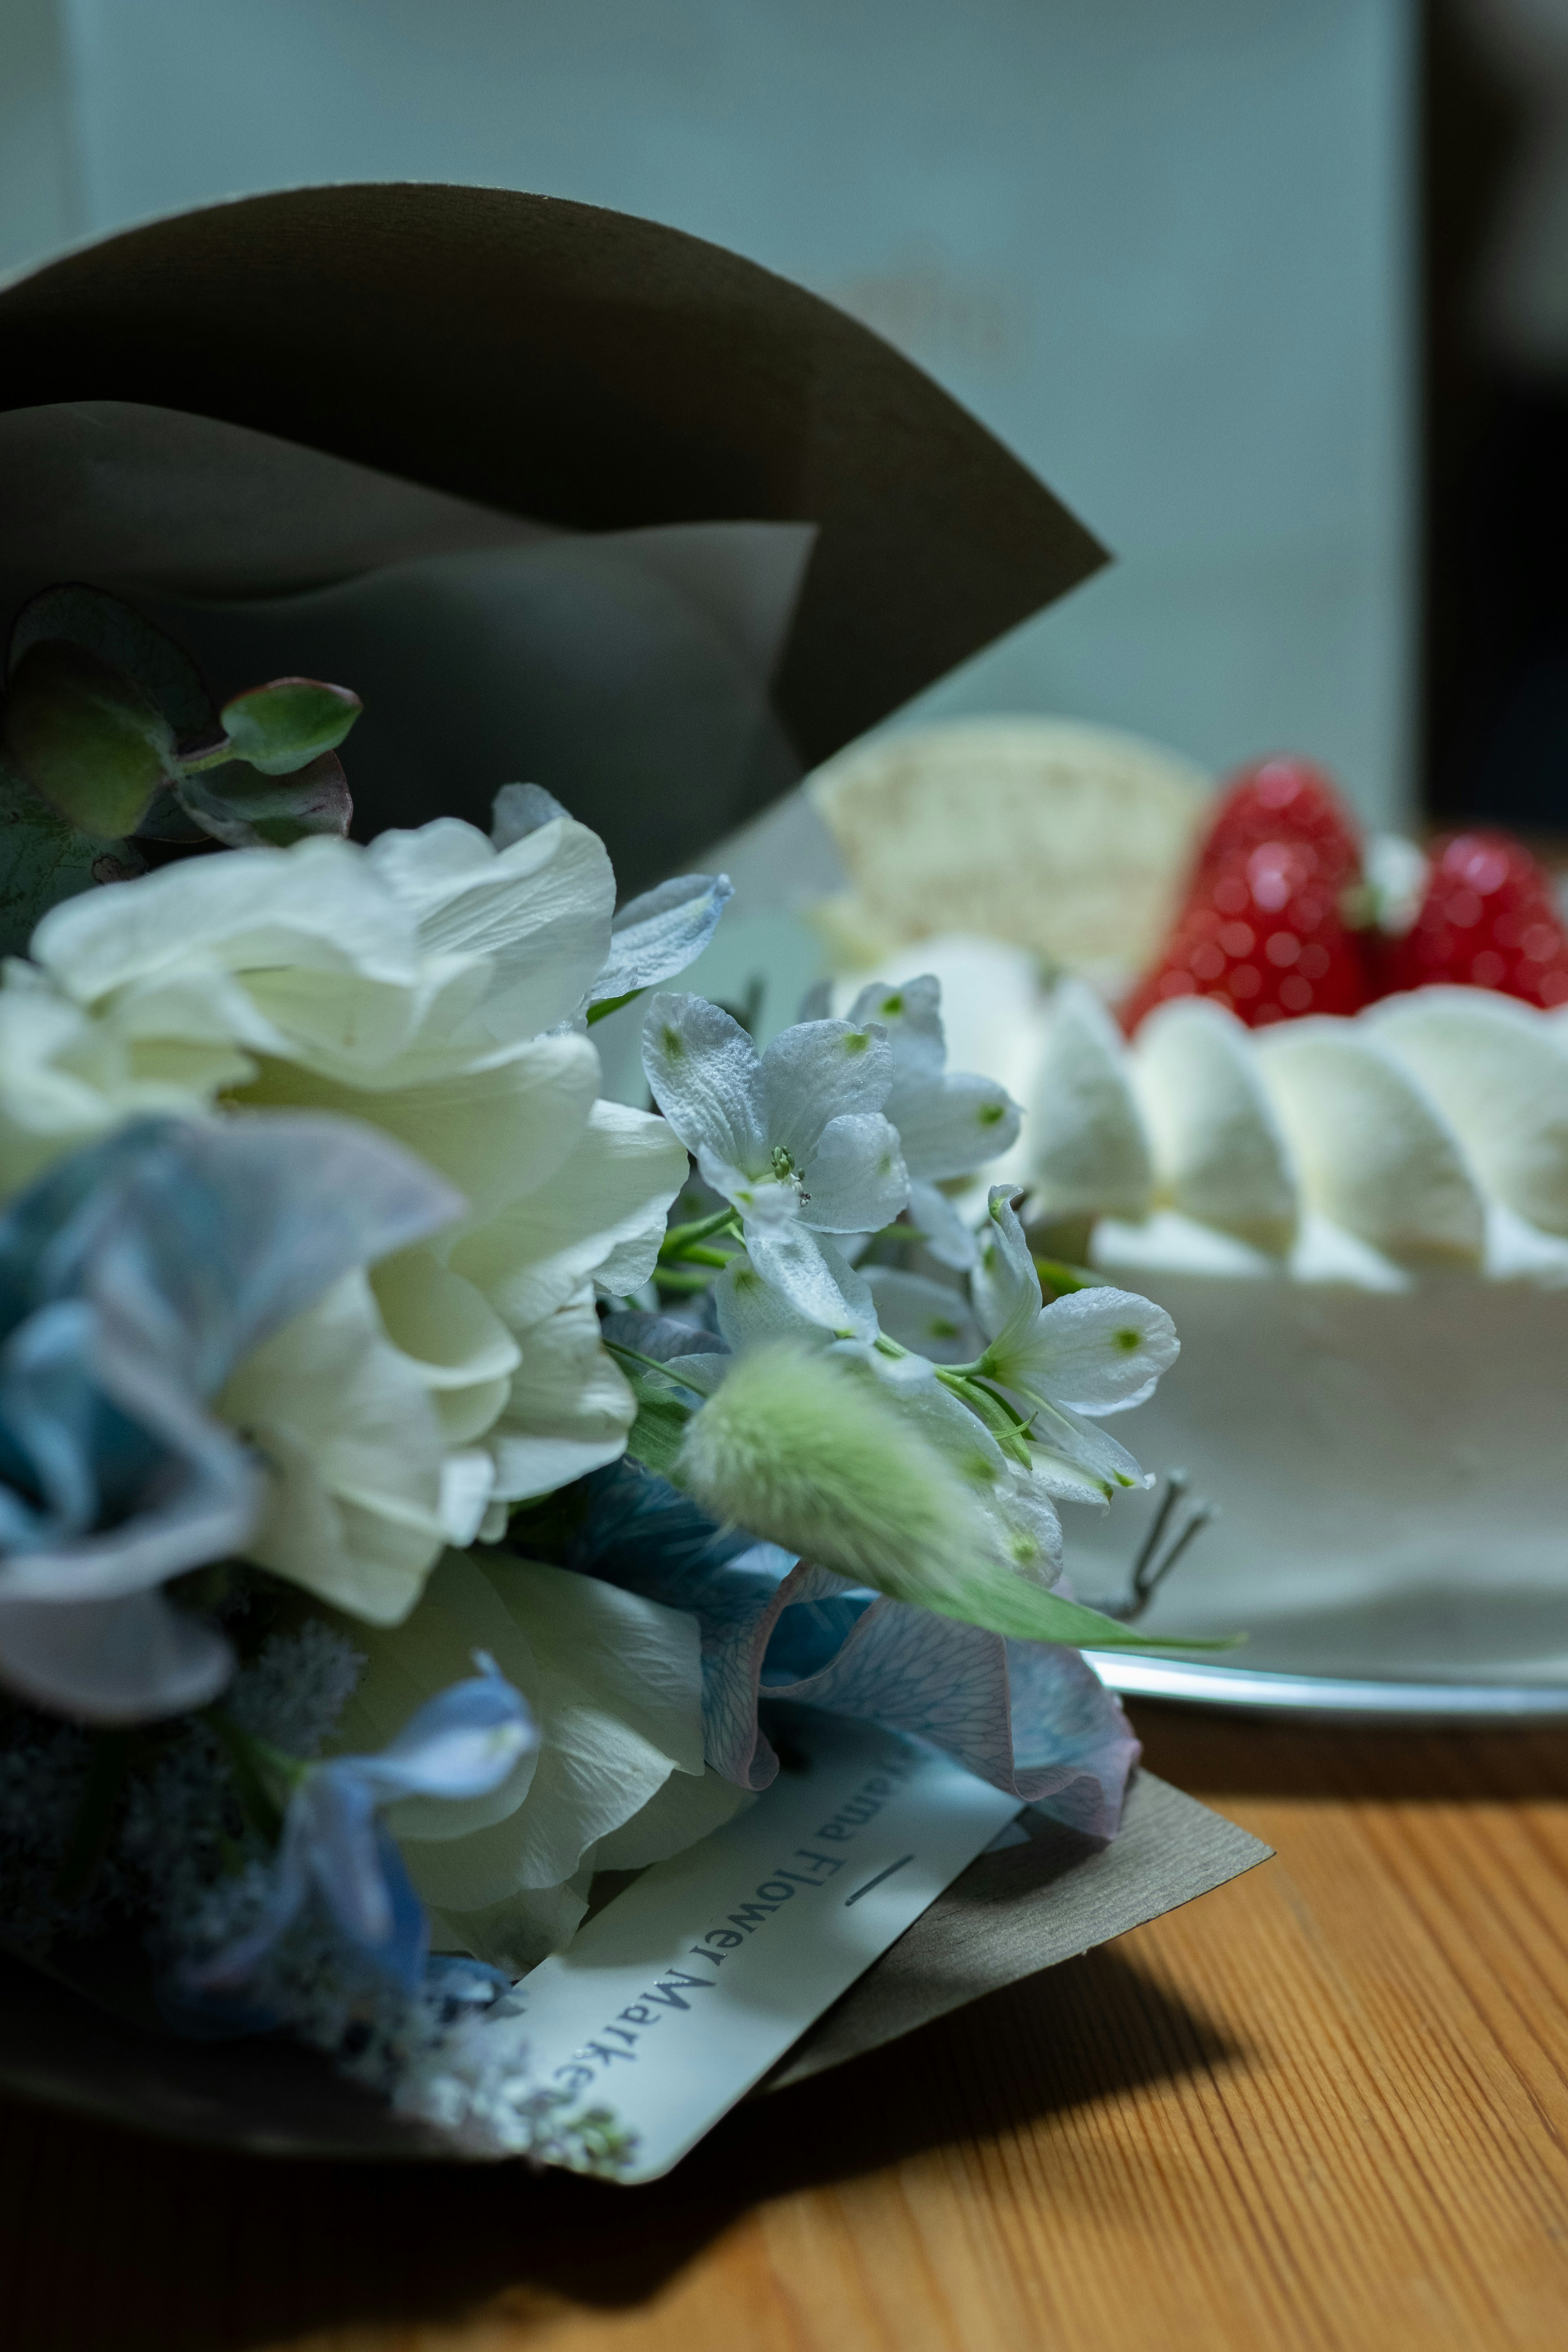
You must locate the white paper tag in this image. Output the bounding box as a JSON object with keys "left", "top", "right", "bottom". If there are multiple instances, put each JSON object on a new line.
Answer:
{"left": 510, "top": 1709, "right": 1022, "bottom": 2181}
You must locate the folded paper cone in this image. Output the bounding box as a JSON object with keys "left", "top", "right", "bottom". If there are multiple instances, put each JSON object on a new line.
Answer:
{"left": 0, "top": 182, "right": 1106, "bottom": 890}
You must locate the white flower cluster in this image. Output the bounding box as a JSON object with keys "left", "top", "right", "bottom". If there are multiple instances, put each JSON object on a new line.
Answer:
{"left": 0, "top": 770, "right": 1183, "bottom": 2016}
{"left": 636, "top": 973, "right": 1180, "bottom": 1592}
{"left": 0, "top": 791, "right": 698, "bottom": 1625}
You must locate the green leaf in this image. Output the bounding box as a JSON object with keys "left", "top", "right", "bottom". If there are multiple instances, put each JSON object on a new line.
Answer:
{"left": 585, "top": 987, "right": 644, "bottom": 1026}
{"left": 214, "top": 677, "right": 362, "bottom": 776}
{"left": 176, "top": 752, "right": 352, "bottom": 848}
{"left": 924, "top": 1566, "right": 1241, "bottom": 1654}
{"left": 9, "top": 582, "right": 215, "bottom": 738}
{"left": 620, "top": 1372, "right": 693, "bottom": 1479}
{"left": 0, "top": 755, "right": 142, "bottom": 953}
{"left": 2, "top": 640, "right": 176, "bottom": 837}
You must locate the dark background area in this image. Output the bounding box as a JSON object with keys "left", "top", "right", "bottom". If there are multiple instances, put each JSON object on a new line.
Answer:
{"left": 1424, "top": 0, "right": 1568, "bottom": 830}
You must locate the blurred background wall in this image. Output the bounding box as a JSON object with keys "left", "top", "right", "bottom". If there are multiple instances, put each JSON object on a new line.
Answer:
{"left": 0, "top": 0, "right": 1415, "bottom": 824}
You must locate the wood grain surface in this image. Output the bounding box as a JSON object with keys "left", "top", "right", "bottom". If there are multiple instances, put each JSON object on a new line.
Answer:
{"left": 7, "top": 1702, "right": 1568, "bottom": 2352}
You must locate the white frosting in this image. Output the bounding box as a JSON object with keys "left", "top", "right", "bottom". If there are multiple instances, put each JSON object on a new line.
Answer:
{"left": 1132, "top": 998, "right": 1297, "bottom": 1252}
{"left": 1254, "top": 1018, "right": 1486, "bottom": 1266}
{"left": 1363, "top": 987, "right": 1568, "bottom": 1238}
{"left": 1064, "top": 1253, "right": 1568, "bottom": 1677}
{"left": 1035, "top": 982, "right": 1568, "bottom": 1673}
{"left": 1024, "top": 977, "right": 1152, "bottom": 1220}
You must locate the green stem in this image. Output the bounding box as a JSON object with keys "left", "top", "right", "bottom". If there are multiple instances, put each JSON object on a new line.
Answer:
{"left": 652, "top": 1265, "right": 719, "bottom": 1296}
{"left": 659, "top": 1206, "right": 741, "bottom": 1263}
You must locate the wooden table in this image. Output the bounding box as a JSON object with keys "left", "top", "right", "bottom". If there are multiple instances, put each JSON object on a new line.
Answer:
{"left": 7, "top": 1701, "right": 1568, "bottom": 2352}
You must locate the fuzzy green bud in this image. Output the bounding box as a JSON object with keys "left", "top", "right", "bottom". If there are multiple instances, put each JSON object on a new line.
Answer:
{"left": 677, "top": 1343, "right": 1236, "bottom": 1654}
{"left": 676, "top": 1342, "right": 984, "bottom": 1602}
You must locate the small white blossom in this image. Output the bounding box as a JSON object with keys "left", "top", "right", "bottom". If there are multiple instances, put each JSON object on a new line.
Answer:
{"left": 847, "top": 976, "right": 1021, "bottom": 1265}
{"left": 973, "top": 1186, "right": 1179, "bottom": 1492}
{"left": 641, "top": 992, "right": 908, "bottom": 1326}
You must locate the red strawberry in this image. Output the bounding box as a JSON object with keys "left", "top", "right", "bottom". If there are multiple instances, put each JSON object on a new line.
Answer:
{"left": 1195, "top": 756, "right": 1363, "bottom": 894}
{"left": 1373, "top": 830, "right": 1568, "bottom": 1009}
{"left": 1121, "top": 837, "right": 1372, "bottom": 1033}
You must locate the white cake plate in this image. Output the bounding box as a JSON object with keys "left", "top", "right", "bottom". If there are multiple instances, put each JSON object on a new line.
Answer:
{"left": 1087, "top": 1650, "right": 1568, "bottom": 1727}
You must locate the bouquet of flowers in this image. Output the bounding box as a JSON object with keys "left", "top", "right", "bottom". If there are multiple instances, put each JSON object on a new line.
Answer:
{"left": 0, "top": 577, "right": 1193, "bottom": 2167}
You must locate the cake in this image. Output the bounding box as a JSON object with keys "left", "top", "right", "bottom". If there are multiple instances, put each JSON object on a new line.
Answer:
{"left": 821, "top": 731, "right": 1568, "bottom": 1680}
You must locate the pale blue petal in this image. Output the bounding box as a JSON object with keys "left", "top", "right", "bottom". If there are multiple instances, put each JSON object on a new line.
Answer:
{"left": 567, "top": 1462, "right": 1137, "bottom": 1836}
{"left": 595, "top": 873, "right": 733, "bottom": 999}
{"left": 0, "top": 1589, "right": 235, "bottom": 1723}
{"left": 353, "top": 1664, "right": 536, "bottom": 1803}
{"left": 490, "top": 783, "right": 570, "bottom": 847}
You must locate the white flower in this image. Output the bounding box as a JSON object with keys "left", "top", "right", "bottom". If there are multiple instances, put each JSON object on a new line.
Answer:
{"left": 846, "top": 975, "right": 1021, "bottom": 1265}
{"left": 15, "top": 807, "right": 692, "bottom": 1610}
{"left": 641, "top": 991, "right": 908, "bottom": 1326}
{"left": 329, "top": 1548, "right": 747, "bottom": 1973}
{"left": 973, "top": 1186, "right": 1178, "bottom": 1492}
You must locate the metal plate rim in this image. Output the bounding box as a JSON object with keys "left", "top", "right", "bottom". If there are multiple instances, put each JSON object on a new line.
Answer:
{"left": 1085, "top": 1650, "right": 1568, "bottom": 1728}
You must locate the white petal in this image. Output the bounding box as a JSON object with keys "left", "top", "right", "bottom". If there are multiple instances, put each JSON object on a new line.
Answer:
{"left": 220, "top": 1270, "right": 451, "bottom": 1624}
{"left": 448, "top": 1100, "right": 687, "bottom": 1332}
{"left": 32, "top": 835, "right": 419, "bottom": 1005}
{"left": 490, "top": 784, "right": 569, "bottom": 847}
{"left": 907, "top": 1176, "right": 979, "bottom": 1270}
{"left": 889, "top": 1069, "right": 1022, "bottom": 1183}
{"left": 241, "top": 1029, "right": 601, "bottom": 1227}
{"left": 342, "top": 1551, "right": 705, "bottom": 1930}
{"left": 484, "top": 1294, "right": 637, "bottom": 1500}
{"left": 587, "top": 1768, "right": 754, "bottom": 1869}
{"left": 971, "top": 1186, "right": 1044, "bottom": 1348}
{"left": 759, "top": 1018, "right": 892, "bottom": 1163}
{"left": 742, "top": 1224, "right": 879, "bottom": 1339}
{"left": 800, "top": 1111, "right": 908, "bottom": 1232}
{"left": 846, "top": 973, "right": 947, "bottom": 1080}
{"left": 1002, "top": 1286, "right": 1179, "bottom": 1415}
{"left": 714, "top": 1252, "right": 834, "bottom": 1350}
{"left": 862, "top": 1267, "right": 982, "bottom": 1363}
{"left": 1028, "top": 1396, "right": 1150, "bottom": 1493}
{"left": 641, "top": 992, "right": 767, "bottom": 1178}
{"left": 368, "top": 813, "right": 615, "bottom": 1039}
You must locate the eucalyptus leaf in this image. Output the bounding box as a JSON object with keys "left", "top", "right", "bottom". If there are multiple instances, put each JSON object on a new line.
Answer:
{"left": 133, "top": 786, "right": 210, "bottom": 844}
{"left": 2, "top": 640, "right": 177, "bottom": 837}
{"left": 0, "top": 754, "right": 142, "bottom": 956}
{"left": 176, "top": 753, "right": 352, "bottom": 848}
{"left": 215, "top": 678, "right": 362, "bottom": 776}
{"left": 8, "top": 583, "right": 215, "bottom": 738}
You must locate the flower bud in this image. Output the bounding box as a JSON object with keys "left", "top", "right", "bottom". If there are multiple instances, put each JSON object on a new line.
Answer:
{"left": 676, "top": 1341, "right": 983, "bottom": 1600}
